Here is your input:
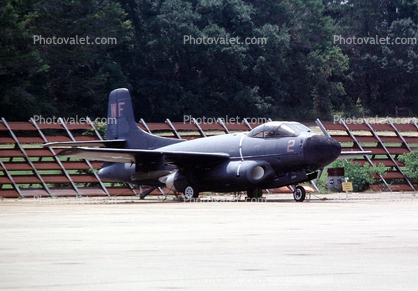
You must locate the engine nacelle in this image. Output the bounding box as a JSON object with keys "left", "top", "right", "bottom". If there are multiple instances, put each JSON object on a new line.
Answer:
{"left": 98, "top": 163, "right": 135, "bottom": 183}
{"left": 201, "top": 160, "right": 275, "bottom": 190}
{"left": 159, "top": 171, "right": 188, "bottom": 193}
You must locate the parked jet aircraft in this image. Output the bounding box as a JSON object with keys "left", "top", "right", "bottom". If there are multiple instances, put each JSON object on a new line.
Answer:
{"left": 44, "top": 88, "right": 367, "bottom": 202}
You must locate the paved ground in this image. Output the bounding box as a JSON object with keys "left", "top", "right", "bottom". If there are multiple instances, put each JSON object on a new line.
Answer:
{"left": 1, "top": 193, "right": 418, "bottom": 290}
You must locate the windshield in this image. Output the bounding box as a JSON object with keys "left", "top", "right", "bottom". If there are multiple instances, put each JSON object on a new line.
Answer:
{"left": 286, "top": 123, "right": 311, "bottom": 133}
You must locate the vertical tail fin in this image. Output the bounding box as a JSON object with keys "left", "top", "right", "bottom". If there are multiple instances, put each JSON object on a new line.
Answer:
{"left": 106, "top": 88, "right": 183, "bottom": 149}
{"left": 106, "top": 88, "right": 138, "bottom": 141}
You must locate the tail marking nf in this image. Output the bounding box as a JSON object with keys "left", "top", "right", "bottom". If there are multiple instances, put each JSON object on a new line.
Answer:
{"left": 111, "top": 103, "right": 117, "bottom": 118}
{"left": 118, "top": 102, "right": 125, "bottom": 117}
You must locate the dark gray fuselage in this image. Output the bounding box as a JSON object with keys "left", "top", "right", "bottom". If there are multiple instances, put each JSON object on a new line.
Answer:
{"left": 98, "top": 122, "right": 341, "bottom": 193}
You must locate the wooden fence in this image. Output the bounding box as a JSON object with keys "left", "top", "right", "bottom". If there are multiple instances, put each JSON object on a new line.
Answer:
{"left": 318, "top": 119, "right": 418, "bottom": 191}
{"left": 0, "top": 117, "right": 262, "bottom": 198}
{"left": 1, "top": 117, "right": 417, "bottom": 198}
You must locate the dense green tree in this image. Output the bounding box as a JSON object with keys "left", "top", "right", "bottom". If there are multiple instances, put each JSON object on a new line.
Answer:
{"left": 246, "top": 0, "right": 348, "bottom": 120}
{"left": 25, "top": 0, "right": 132, "bottom": 118}
{"left": 2, "top": 0, "right": 418, "bottom": 122}
{"left": 307, "top": 46, "right": 349, "bottom": 119}
{"left": 332, "top": 0, "right": 418, "bottom": 116}
{"left": 0, "top": 0, "right": 132, "bottom": 120}
{"left": 367, "top": 18, "right": 418, "bottom": 114}
{"left": 0, "top": 0, "right": 47, "bottom": 119}
{"left": 120, "top": 0, "right": 288, "bottom": 121}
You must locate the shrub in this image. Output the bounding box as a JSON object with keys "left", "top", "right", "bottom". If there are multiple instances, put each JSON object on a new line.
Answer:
{"left": 82, "top": 122, "right": 107, "bottom": 139}
{"left": 398, "top": 151, "right": 418, "bottom": 182}
{"left": 328, "top": 160, "right": 387, "bottom": 192}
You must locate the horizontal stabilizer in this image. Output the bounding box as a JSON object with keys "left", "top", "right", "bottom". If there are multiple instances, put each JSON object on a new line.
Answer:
{"left": 56, "top": 147, "right": 230, "bottom": 166}
{"left": 44, "top": 139, "right": 126, "bottom": 148}
{"left": 338, "top": 151, "right": 372, "bottom": 159}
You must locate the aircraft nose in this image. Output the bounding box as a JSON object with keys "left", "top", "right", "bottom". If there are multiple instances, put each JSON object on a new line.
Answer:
{"left": 303, "top": 135, "right": 341, "bottom": 169}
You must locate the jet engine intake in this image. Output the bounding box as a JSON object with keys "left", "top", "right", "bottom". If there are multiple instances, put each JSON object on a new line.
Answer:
{"left": 237, "top": 161, "right": 274, "bottom": 184}
{"left": 250, "top": 165, "right": 265, "bottom": 180}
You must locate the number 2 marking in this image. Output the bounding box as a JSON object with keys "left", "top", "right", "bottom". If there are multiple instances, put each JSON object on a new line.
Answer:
{"left": 287, "top": 139, "right": 295, "bottom": 152}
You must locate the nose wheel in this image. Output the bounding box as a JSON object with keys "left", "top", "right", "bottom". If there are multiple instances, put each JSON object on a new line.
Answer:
{"left": 293, "top": 185, "right": 306, "bottom": 202}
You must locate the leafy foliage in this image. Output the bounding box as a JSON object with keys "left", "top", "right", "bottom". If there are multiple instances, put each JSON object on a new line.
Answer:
{"left": 82, "top": 122, "right": 107, "bottom": 139}
{"left": 1, "top": 1, "right": 418, "bottom": 121}
{"left": 398, "top": 151, "right": 418, "bottom": 182}
{"left": 329, "top": 160, "right": 387, "bottom": 192}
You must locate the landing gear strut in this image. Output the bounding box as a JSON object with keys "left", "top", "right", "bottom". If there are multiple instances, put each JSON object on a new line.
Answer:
{"left": 246, "top": 187, "right": 266, "bottom": 202}
{"left": 293, "top": 185, "right": 306, "bottom": 202}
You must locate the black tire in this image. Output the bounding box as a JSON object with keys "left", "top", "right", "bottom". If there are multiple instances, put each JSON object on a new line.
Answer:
{"left": 293, "top": 186, "right": 306, "bottom": 202}
{"left": 184, "top": 185, "right": 199, "bottom": 200}
{"left": 247, "top": 187, "right": 263, "bottom": 199}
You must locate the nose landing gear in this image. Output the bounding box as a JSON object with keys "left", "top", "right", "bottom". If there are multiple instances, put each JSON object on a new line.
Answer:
{"left": 293, "top": 185, "right": 306, "bottom": 202}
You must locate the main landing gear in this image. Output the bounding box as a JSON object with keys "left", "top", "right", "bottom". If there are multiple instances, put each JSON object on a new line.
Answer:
{"left": 293, "top": 185, "right": 306, "bottom": 202}
{"left": 183, "top": 184, "right": 199, "bottom": 200}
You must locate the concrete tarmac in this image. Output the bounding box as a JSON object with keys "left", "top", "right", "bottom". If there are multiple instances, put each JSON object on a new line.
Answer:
{"left": 1, "top": 193, "right": 418, "bottom": 290}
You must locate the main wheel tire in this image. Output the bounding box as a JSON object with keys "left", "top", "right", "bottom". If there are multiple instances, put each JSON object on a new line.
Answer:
{"left": 184, "top": 185, "right": 199, "bottom": 200}
{"left": 247, "top": 187, "right": 263, "bottom": 199}
{"left": 293, "top": 186, "right": 306, "bottom": 202}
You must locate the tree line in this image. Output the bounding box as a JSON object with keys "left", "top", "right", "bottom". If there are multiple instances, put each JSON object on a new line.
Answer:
{"left": 1, "top": 0, "right": 418, "bottom": 122}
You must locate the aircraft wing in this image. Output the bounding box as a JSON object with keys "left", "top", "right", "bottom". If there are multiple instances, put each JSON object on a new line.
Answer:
{"left": 55, "top": 147, "right": 230, "bottom": 166}
{"left": 338, "top": 151, "right": 372, "bottom": 159}
{"left": 44, "top": 139, "right": 126, "bottom": 148}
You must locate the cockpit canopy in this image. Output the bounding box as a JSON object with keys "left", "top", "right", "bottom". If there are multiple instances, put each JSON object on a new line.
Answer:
{"left": 247, "top": 122, "right": 312, "bottom": 138}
